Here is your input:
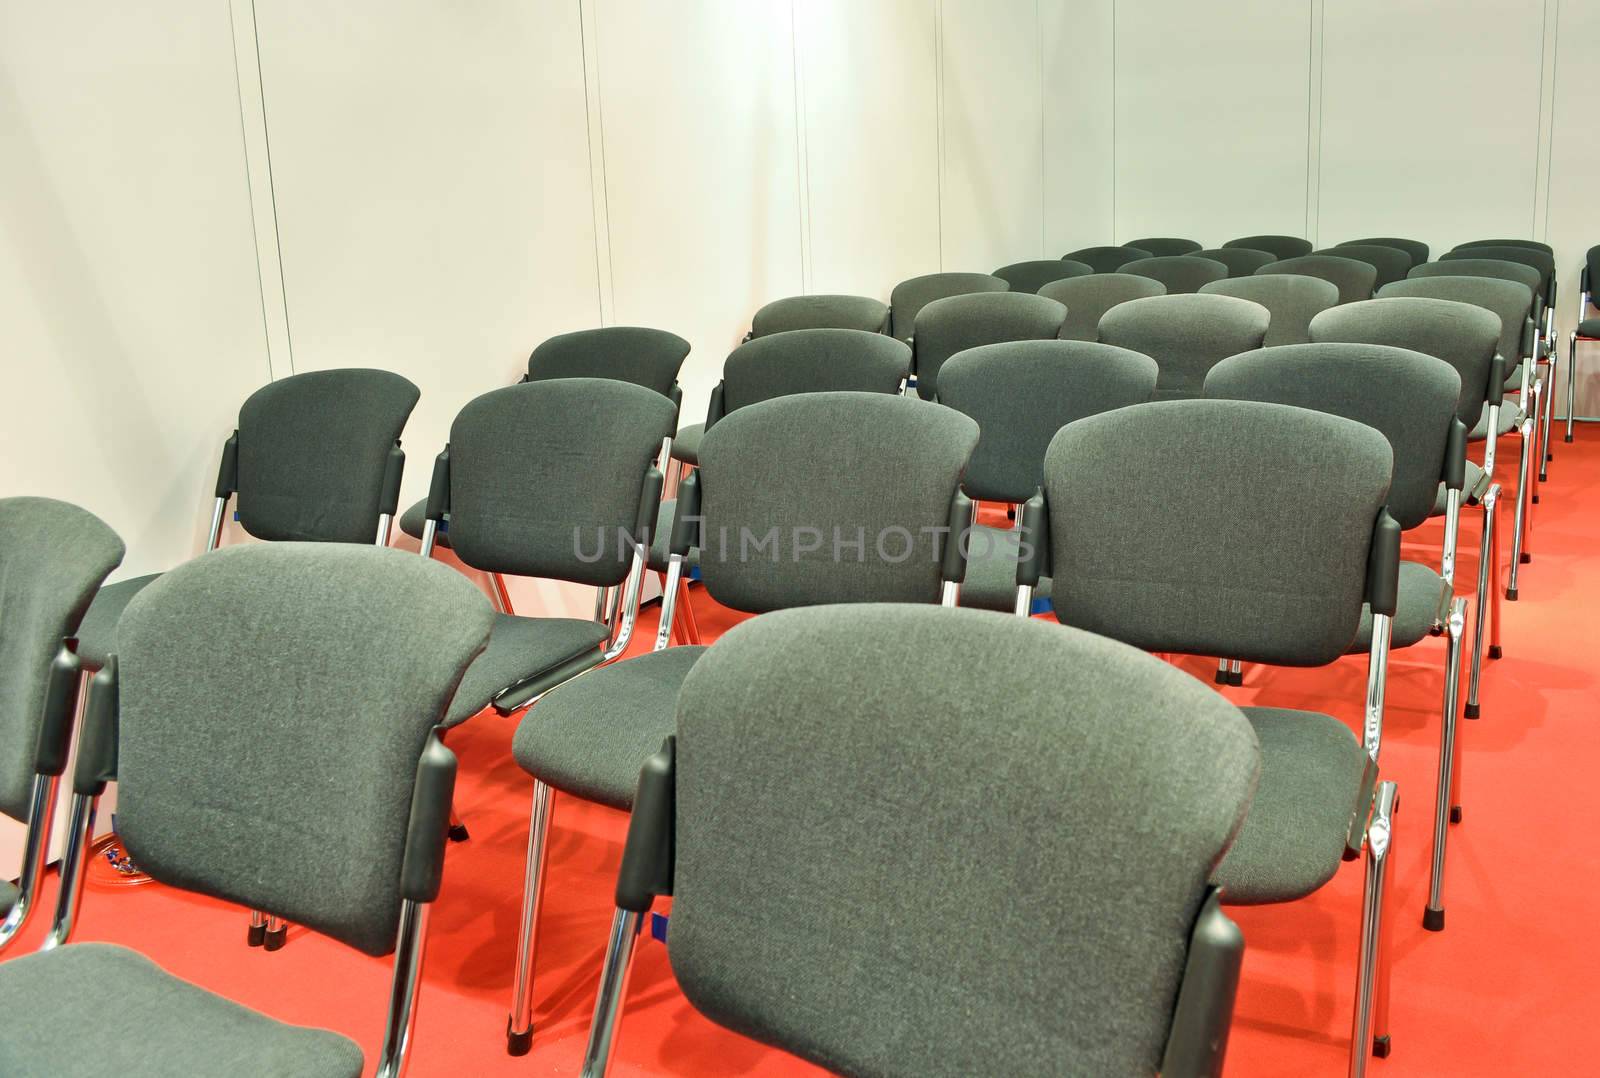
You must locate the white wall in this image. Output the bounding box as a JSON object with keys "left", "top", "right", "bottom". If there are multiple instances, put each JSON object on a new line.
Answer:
{"left": 1545, "top": 0, "right": 1600, "bottom": 421}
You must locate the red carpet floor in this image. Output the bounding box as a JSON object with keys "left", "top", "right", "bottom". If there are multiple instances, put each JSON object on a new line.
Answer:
{"left": 9, "top": 433, "right": 1599, "bottom": 1075}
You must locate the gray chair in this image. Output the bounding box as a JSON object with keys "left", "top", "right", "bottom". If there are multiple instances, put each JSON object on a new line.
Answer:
{"left": 1454, "top": 238, "right": 1552, "bottom": 255}
{"left": 1254, "top": 254, "right": 1378, "bottom": 305}
{"left": 1041, "top": 272, "right": 1166, "bottom": 342}
{"left": 1224, "top": 234, "right": 1313, "bottom": 260}
{"left": 578, "top": 604, "right": 1261, "bottom": 1078}
{"left": 911, "top": 291, "right": 1067, "bottom": 400}
{"left": 1567, "top": 243, "right": 1600, "bottom": 443}
{"left": 937, "top": 340, "right": 1159, "bottom": 610}
{"left": 0, "top": 542, "right": 495, "bottom": 1077}
{"left": 1118, "top": 255, "right": 1230, "bottom": 294}
{"left": 1340, "top": 237, "right": 1429, "bottom": 268}
{"left": 749, "top": 294, "right": 888, "bottom": 337}
{"left": 992, "top": 257, "right": 1094, "bottom": 294}
{"left": 1200, "top": 274, "right": 1339, "bottom": 346}
{"left": 1097, "top": 293, "right": 1269, "bottom": 399}
{"left": 1063, "top": 244, "right": 1153, "bottom": 274}
{"left": 887, "top": 271, "right": 1008, "bottom": 344}
{"left": 1125, "top": 236, "right": 1204, "bottom": 257}
{"left": 0, "top": 498, "right": 124, "bottom": 951}
{"left": 1195, "top": 246, "right": 1278, "bottom": 278}
{"left": 1315, "top": 244, "right": 1412, "bottom": 290}
{"left": 1021, "top": 397, "right": 1401, "bottom": 1072}
{"left": 503, "top": 391, "right": 979, "bottom": 1055}
{"left": 77, "top": 369, "right": 418, "bottom": 671}
{"left": 1205, "top": 343, "right": 1470, "bottom": 930}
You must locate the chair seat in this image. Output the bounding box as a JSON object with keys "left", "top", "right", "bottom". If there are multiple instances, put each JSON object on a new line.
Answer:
{"left": 671, "top": 422, "right": 704, "bottom": 466}
{"left": 512, "top": 645, "right": 708, "bottom": 810}
{"left": 445, "top": 613, "right": 610, "bottom": 727}
{"left": 398, "top": 498, "right": 450, "bottom": 548}
{"left": 956, "top": 524, "right": 1050, "bottom": 611}
{"left": 1577, "top": 317, "right": 1600, "bottom": 339}
{"left": 76, "top": 573, "right": 162, "bottom": 669}
{"left": 1505, "top": 361, "right": 1524, "bottom": 391}
{"left": 1351, "top": 560, "right": 1446, "bottom": 651}
{"left": 1469, "top": 401, "right": 1520, "bottom": 441}
{"left": 1433, "top": 461, "right": 1487, "bottom": 515}
{"left": 1213, "top": 707, "right": 1369, "bottom": 905}
{"left": 0, "top": 943, "right": 361, "bottom": 1077}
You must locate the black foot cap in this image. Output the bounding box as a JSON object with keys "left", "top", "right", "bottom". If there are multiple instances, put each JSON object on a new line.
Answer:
{"left": 1228, "top": 670, "right": 1244, "bottom": 687}
{"left": 1488, "top": 644, "right": 1503, "bottom": 659}
{"left": 247, "top": 923, "right": 265, "bottom": 947}
{"left": 1519, "top": 552, "right": 1531, "bottom": 564}
{"left": 1451, "top": 806, "right": 1463, "bottom": 824}
{"left": 1423, "top": 907, "right": 1445, "bottom": 932}
{"left": 1506, "top": 587, "right": 1518, "bottom": 601}
{"left": 1214, "top": 668, "right": 1229, "bottom": 685}
{"left": 507, "top": 1026, "right": 533, "bottom": 1057}
{"left": 1464, "top": 702, "right": 1480, "bottom": 720}
{"left": 1564, "top": 434, "right": 1574, "bottom": 443}
{"left": 448, "top": 823, "right": 470, "bottom": 843}
{"left": 1373, "top": 1035, "right": 1392, "bottom": 1059}
{"left": 263, "top": 926, "right": 286, "bottom": 952}
{"left": 1532, "top": 494, "right": 1540, "bottom": 504}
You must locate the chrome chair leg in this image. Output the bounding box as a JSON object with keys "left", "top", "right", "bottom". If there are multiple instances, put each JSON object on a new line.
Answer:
{"left": 247, "top": 909, "right": 267, "bottom": 947}
{"left": 506, "top": 781, "right": 555, "bottom": 1056}
{"left": 1566, "top": 333, "right": 1578, "bottom": 443}
{"left": 1228, "top": 658, "right": 1243, "bottom": 686}
{"left": 374, "top": 899, "right": 430, "bottom": 1078}
{"left": 1506, "top": 390, "right": 1537, "bottom": 598}
{"left": 1489, "top": 495, "right": 1504, "bottom": 659}
{"left": 1215, "top": 657, "right": 1230, "bottom": 684}
{"left": 579, "top": 908, "right": 644, "bottom": 1078}
{"left": 263, "top": 914, "right": 286, "bottom": 951}
{"left": 1350, "top": 781, "right": 1397, "bottom": 1076}
{"left": 1540, "top": 346, "right": 1556, "bottom": 477}
{"left": 1425, "top": 599, "right": 1466, "bottom": 931}
{"left": 1465, "top": 486, "right": 1498, "bottom": 720}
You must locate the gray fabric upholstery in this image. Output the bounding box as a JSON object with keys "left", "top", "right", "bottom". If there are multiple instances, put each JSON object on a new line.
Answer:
{"left": 1212, "top": 707, "right": 1367, "bottom": 905}
{"left": 0, "top": 498, "right": 124, "bottom": 821}
{"left": 1199, "top": 274, "right": 1339, "bottom": 347}
{"left": 234, "top": 368, "right": 419, "bottom": 544}
{"left": 1351, "top": 561, "right": 1445, "bottom": 651}
{"left": 667, "top": 603, "right": 1259, "bottom": 1078}
{"left": 721, "top": 329, "right": 910, "bottom": 413}
{"left": 954, "top": 524, "right": 1051, "bottom": 612}
{"left": 1044, "top": 400, "right": 1392, "bottom": 665}
{"left": 445, "top": 379, "right": 675, "bottom": 588}
{"left": 398, "top": 497, "right": 449, "bottom": 547}
{"left": 527, "top": 326, "right": 690, "bottom": 399}
{"left": 1339, "top": 237, "right": 1429, "bottom": 267}
{"left": 697, "top": 393, "right": 978, "bottom": 611}
{"left": 1470, "top": 401, "right": 1519, "bottom": 440}
{"left": 1195, "top": 247, "right": 1278, "bottom": 278}
{"left": 1097, "top": 294, "right": 1269, "bottom": 399}
{"left": 114, "top": 542, "right": 494, "bottom": 956}
{"left": 74, "top": 574, "right": 158, "bottom": 671}
{"left": 647, "top": 498, "right": 702, "bottom": 572}
{"left": 1577, "top": 317, "right": 1600, "bottom": 339}
{"left": 1254, "top": 254, "right": 1378, "bottom": 305}
{"left": 1224, "top": 235, "right": 1313, "bottom": 260}
{"left": 513, "top": 645, "right": 707, "bottom": 810}
{"left": 1062, "top": 245, "right": 1153, "bottom": 274}
{"left": 751, "top": 295, "right": 888, "bottom": 337}
{"left": 1205, "top": 343, "right": 1459, "bottom": 529}
{"left": 1434, "top": 461, "right": 1485, "bottom": 514}
{"left": 0, "top": 943, "right": 362, "bottom": 1076}
{"left": 1410, "top": 258, "right": 1542, "bottom": 302}
{"left": 937, "top": 340, "right": 1158, "bottom": 502}
{"left": 1040, "top": 273, "right": 1166, "bottom": 342}
{"left": 1124, "top": 236, "right": 1203, "bottom": 257}
{"left": 444, "top": 613, "right": 608, "bottom": 727}
{"left": 1117, "top": 255, "right": 1229, "bottom": 295}
{"left": 0, "top": 878, "right": 16, "bottom": 918}
{"left": 1313, "top": 244, "right": 1411, "bottom": 290}
{"left": 888, "top": 272, "right": 1007, "bottom": 342}
{"left": 1443, "top": 246, "right": 1555, "bottom": 301}
{"left": 1454, "top": 238, "right": 1552, "bottom": 255}
{"left": 670, "top": 422, "right": 703, "bottom": 466}
{"left": 912, "top": 292, "right": 1066, "bottom": 400}
{"left": 992, "top": 258, "right": 1094, "bottom": 294}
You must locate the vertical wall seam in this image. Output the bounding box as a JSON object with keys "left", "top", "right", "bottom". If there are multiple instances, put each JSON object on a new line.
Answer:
{"left": 1543, "top": 0, "right": 1559, "bottom": 241}
{"left": 247, "top": 0, "right": 294, "bottom": 374}
{"left": 934, "top": 0, "right": 946, "bottom": 270}
{"left": 1109, "top": 0, "right": 1116, "bottom": 241}
{"left": 789, "top": 0, "right": 813, "bottom": 292}
{"left": 1304, "top": 0, "right": 1325, "bottom": 244}
{"left": 1532, "top": 0, "right": 1559, "bottom": 242}
{"left": 1036, "top": 0, "right": 1045, "bottom": 257}
{"left": 579, "top": 0, "right": 616, "bottom": 324}
{"left": 577, "top": 0, "right": 606, "bottom": 323}
{"left": 226, "top": 0, "right": 276, "bottom": 384}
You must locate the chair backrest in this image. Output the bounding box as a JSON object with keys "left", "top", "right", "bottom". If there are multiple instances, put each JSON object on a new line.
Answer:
{"left": 1587, "top": 244, "right": 1600, "bottom": 295}
{"left": 114, "top": 542, "right": 494, "bottom": 955}
{"left": 1041, "top": 273, "right": 1166, "bottom": 342}
{"left": 1314, "top": 244, "right": 1411, "bottom": 290}
{"left": 937, "top": 340, "right": 1159, "bottom": 503}
{"left": 234, "top": 368, "right": 420, "bottom": 544}
{"left": 1097, "top": 294, "right": 1269, "bottom": 399}
{"left": 888, "top": 272, "right": 1008, "bottom": 341}
{"left": 719, "top": 329, "right": 910, "bottom": 414}
{"left": 1117, "top": 255, "right": 1229, "bottom": 295}
{"left": 1376, "top": 277, "right": 1533, "bottom": 377}
{"left": 1125, "top": 237, "right": 1203, "bottom": 257}
{"left": 1414, "top": 258, "right": 1542, "bottom": 311}
{"left": 527, "top": 326, "right": 691, "bottom": 400}
{"left": 750, "top": 295, "right": 888, "bottom": 337}
{"left": 1063, "top": 245, "right": 1154, "bottom": 274}
{"left": 912, "top": 292, "right": 1067, "bottom": 400}
{"left": 1199, "top": 274, "right": 1339, "bottom": 346}
{"left": 667, "top": 603, "right": 1260, "bottom": 1078}
{"left": 1442, "top": 246, "right": 1555, "bottom": 302}
{"left": 1195, "top": 247, "right": 1277, "bottom": 278}
{"left": 1253, "top": 254, "right": 1378, "bottom": 305}
{"left": 695, "top": 392, "right": 977, "bottom": 612}
{"left": 1223, "top": 234, "right": 1312, "bottom": 260}
{"left": 1454, "top": 238, "right": 1553, "bottom": 255}
{"left": 444, "top": 379, "right": 676, "bottom": 587}
{"left": 0, "top": 498, "right": 124, "bottom": 821}
{"left": 992, "top": 258, "right": 1094, "bottom": 294}
{"left": 1043, "top": 399, "right": 1393, "bottom": 665}
{"left": 1339, "top": 237, "right": 1429, "bottom": 267}
{"left": 1205, "top": 343, "right": 1460, "bottom": 529}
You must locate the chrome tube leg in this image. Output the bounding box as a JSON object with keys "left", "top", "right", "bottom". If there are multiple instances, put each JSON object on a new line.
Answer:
{"left": 1350, "top": 781, "right": 1397, "bottom": 1075}
{"left": 1424, "top": 599, "right": 1466, "bottom": 931}
{"left": 0, "top": 773, "right": 60, "bottom": 953}
{"left": 1215, "top": 658, "right": 1230, "bottom": 685}
{"left": 263, "top": 915, "right": 287, "bottom": 951}
{"left": 507, "top": 781, "right": 555, "bottom": 1055}
{"left": 1465, "top": 486, "right": 1499, "bottom": 719}
{"left": 375, "top": 512, "right": 394, "bottom": 547}
{"left": 1506, "top": 402, "right": 1535, "bottom": 597}
{"left": 248, "top": 909, "right": 267, "bottom": 947}
{"left": 205, "top": 495, "right": 228, "bottom": 551}
{"left": 1540, "top": 348, "right": 1556, "bottom": 476}
{"left": 40, "top": 792, "right": 98, "bottom": 952}
{"left": 1490, "top": 494, "right": 1503, "bottom": 658}
{"left": 579, "top": 909, "right": 644, "bottom": 1078}
{"left": 374, "top": 899, "right": 430, "bottom": 1078}
{"left": 652, "top": 556, "right": 686, "bottom": 652}
{"left": 1566, "top": 334, "right": 1578, "bottom": 443}
{"left": 1228, "top": 658, "right": 1243, "bottom": 686}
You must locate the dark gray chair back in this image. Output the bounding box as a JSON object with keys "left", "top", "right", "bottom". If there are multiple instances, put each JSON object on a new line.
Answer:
{"left": 114, "top": 542, "right": 494, "bottom": 955}
{"left": 235, "top": 369, "right": 419, "bottom": 544}
{"left": 527, "top": 327, "right": 691, "bottom": 400}
{"left": 889, "top": 272, "right": 1008, "bottom": 342}
{"left": 1041, "top": 273, "right": 1166, "bottom": 341}
{"left": 992, "top": 258, "right": 1094, "bottom": 294}
{"left": 1413, "top": 258, "right": 1542, "bottom": 305}
{"left": 1454, "top": 238, "right": 1553, "bottom": 255}
{"left": 1587, "top": 244, "right": 1600, "bottom": 296}
{"left": 1125, "top": 237, "right": 1203, "bottom": 257}
{"left": 1118, "top": 255, "right": 1229, "bottom": 294}
{"left": 1223, "top": 235, "right": 1312, "bottom": 260}
{"left": 1254, "top": 254, "right": 1378, "bottom": 305}
{"left": 696, "top": 393, "right": 977, "bottom": 611}
{"left": 1376, "top": 278, "right": 1533, "bottom": 381}
{"left": 0, "top": 499, "right": 124, "bottom": 820}
{"left": 444, "top": 379, "right": 676, "bottom": 587}
{"left": 1098, "top": 294, "right": 1269, "bottom": 399}
{"left": 1315, "top": 245, "right": 1411, "bottom": 290}
{"left": 1206, "top": 343, "right": 1459, "bottom": 529}
{"left": 1195, "top": 247, "right": 1277, "bottom": 278}
{"left": 1043, "top": 399, "right": 1393, "bottom": 665}
{"left": 667, "top": 603, "right": 1259, "bottom": 1078}
{"left": 1443, "top": 246, "right": 1555, "bottom": 303}
{"left": 1340, "top": 237, "right": 1429, "bottom": 267}
{"left": 720, "top": 329, "right": 910, "bottom": 413}
{"left": 1063, "top": 245, "right": 1153, "bottom": 274}
{"left": 1199, "top": 274, "right": 1339, "bottom": 346}
{"left": 938, "top": 341, "right": 1158, "bottom": 503}
{"left": 912, "top": 292, "right": 1067, "bottom": 400}
{"left": 751, "top": 295, "right": 888, "bottom": 337}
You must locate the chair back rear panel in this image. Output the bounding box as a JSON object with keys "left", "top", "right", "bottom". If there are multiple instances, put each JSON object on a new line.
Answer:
{"left": 1097, "top": 294, "right": 1268, "bottom": 399}
{"left": 888, "top": 273, "right": 1007, "bottom": 341}
{"left": 1199, "top": 274, "right": 1339, "bottom": 346}
{"left": 1253, "top": 255, "right": 1377, "bottom": 305}
{"left": 527, "top": 326, "right": 690, "bottom": 399}
{"left": 1042, "top": 273, "right": 1166, "bottom": 342}
{"left": 1195, "top": 247, "right": 1278, "bottom": 278}
{"left": 751, "top": 295, "right": 888, "bottom": 337}
{"left": 1224, "top": 235, "right": 1313, "bottom": 260}
{"left": 992, "top": 258, "right": 1093, "bottom": 294}
{"left": 1314, "top": 245, "right": 1411, "bottom": 290}
{"left": 1062, "top": 245, "right": 1153, "bottom": 274}
{"left": 1119, "top": 255, "right": 1229, "bottom": 294}
{"left": 913, "top": 292, "right": 1068, "bottom": 400}
{"left": 1340, "top": 237, "right": 1429, "bottom": 267}
{"left": 721, "top": 330, "right": 909, "bottom": 414}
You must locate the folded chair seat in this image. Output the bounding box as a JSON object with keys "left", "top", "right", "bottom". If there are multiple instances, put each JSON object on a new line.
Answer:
{"left": 670, "top": 422, "right": 704, "bottom": 466}
{"left": 445, "top": 613, "right": 611, "bottom": 727}
{"left": 1433, "top": 461, "right": 1487, "bottom": 515}
{"left": 1578, "top": 318, "right": 1600, "bottom": 338}
{"left": 1351, "top": 560, "right": 1447, "bottom": 651}
{"left": 398, "top": 498, "right": 450, "bottom": 548}
{"left": 75, "top": 573, "right": 161, "bottom": 668}
{"left": 0, "top": 944, "right": 362, "bottom": 1076}
{"left": 0, "top": 878, "right": 17, "bottom": 917}
{"left": 1470, "top": 401, "right": 1520, "bottom": 440}
{"left": 954, "top": 523, "right": 1051, "bottom": 611}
